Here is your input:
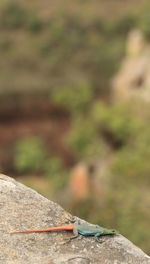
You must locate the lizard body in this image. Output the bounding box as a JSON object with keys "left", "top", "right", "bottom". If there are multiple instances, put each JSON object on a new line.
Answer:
{"left": 11, "top": 223, "right": 118, "bottom": 238}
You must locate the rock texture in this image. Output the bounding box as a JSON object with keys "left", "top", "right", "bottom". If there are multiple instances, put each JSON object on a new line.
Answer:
{"left": 0, "top": 174, "right": 150, "bottom": 264}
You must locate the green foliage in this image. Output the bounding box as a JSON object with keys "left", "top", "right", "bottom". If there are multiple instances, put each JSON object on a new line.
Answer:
{"left": 15, "top": 137, "right": 68, "bottom": 191}
{"left": 112, "top": 125, "right": 150, "bottom": 186}
{"left": 15, "top": 137, "right": 47, "bottom": 173}
{"left": 107, "top": 16, "right": 137, "bottom": 37}
{"left": 0, "top": 0, "right": 149, "bottom": 98}
{"left": 51, "top": 83, "right": 94, "bottom": 114}
{"left": 92, "top": 103, "right": 140, "bottom": 147}
{"left": 49, "top": 17, "right": 66, "bottom": 42}
{"left": 0, "top": 1, "right": 27, "bottom": 29}
{"left": 111, "top": 152, "right": 150, "bottom": 241}
{"left": 0, "top": 1, "right": 43, "bottom": 33}
{"left": 67, "top": 102, "right": 141, "bottom": 160}
{"left": 67, "top": 117, "right": 102, "bottom": 159}
{"left": 45, "top": 157, "right": 69, "bottom": 190}
{"left": 138, "top": 11, "right": 150, "bottom": 39}
{"left": 108, "top": 113, "right": 150, "bottom": 253}
{"left": 0, "top": 37, "right": 12, "bottom": 51}
{"left": 25, "top": 14, "right": 43, "bottom": 33}
{"left": 0, "top": 4, "right": 132, "bottom": 97}
{"left": 45, "top": 157, "right": 62, "bottom": 178}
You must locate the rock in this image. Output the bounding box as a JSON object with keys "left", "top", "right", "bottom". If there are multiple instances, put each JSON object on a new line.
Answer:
{"left": 69, "top": 163, "right": 91, "bottom": 200}
{"left": 126, "top": 29, "right": 146, "bottom": 57}
{"left": 0, "top": 173, "right": 150, "bottom": 264}
{"left": 112, "top": 29, "right": 150, "bottom": 103}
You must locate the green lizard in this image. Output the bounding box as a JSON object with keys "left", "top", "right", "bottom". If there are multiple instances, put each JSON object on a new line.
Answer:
{"left": 11, "top": 222, "right": 118, "bottom": 241}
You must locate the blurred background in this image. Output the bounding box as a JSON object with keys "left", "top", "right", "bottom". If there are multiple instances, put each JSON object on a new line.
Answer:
{"left": 0, "top": 0, "right": 150, "bottom": 254}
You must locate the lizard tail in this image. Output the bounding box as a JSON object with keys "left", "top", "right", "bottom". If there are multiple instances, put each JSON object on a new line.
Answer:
{"left": 10, "top": 224, "right": 74, "bottom": 234}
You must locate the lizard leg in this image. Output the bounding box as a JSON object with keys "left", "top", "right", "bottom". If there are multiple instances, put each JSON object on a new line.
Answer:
{"left": 95, "top": 233, "right": 105, "bottom": 243}
{"left": 62, "top": 234, "right": 80, "bottom": 244}
{"left": 62, "top": 226, "right": 81, "bottom": 244}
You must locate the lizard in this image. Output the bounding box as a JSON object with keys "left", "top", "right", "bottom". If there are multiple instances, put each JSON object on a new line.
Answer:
{"left": 10, "top": 222, "right": 118, "bottom": 241}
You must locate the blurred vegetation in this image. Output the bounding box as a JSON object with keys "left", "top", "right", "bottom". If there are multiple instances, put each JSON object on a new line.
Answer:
{"left": 45, "top": 157, "right": 69, "bottom": 191}
{"left": 0, "top": 2, "right": 27, "bottom": 29}
{"left": 110, "top": 124, "right": 150, "bottom": 253}
{"left": 0, "top": 0, "right": 149, "bottom": 95}
{"left": 15, "top": 136, "right": 68, "bottom": 191}
{"left": 0, "top": 0, "right": 150, "bottom": 255}
{"left": 15, "top": 137, "right": 47, "bottom": 173}
{"left": 51, "top": 82, "right": 94, "bottom": 115}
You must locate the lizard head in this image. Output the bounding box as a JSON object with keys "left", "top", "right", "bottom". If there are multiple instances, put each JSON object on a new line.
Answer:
{"left": 103, "top": 228, "right": 119, "bottom": 235}
{"left": 110, "top": 229, "right": 118, "bottom": 235}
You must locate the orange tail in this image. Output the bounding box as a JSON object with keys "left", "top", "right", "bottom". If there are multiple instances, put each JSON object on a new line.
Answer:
{"left": 10, "top": 224, "right": 74, "bottom": 234}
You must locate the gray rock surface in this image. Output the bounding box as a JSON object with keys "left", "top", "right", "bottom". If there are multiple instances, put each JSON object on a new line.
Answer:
{"left": 0, "top": 174, "right": 150, "bottom": 264}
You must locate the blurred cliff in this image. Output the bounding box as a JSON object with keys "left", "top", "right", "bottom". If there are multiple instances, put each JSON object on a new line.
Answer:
{"left": 113, "top": 29, "right": 150, "bottom": 102}
{"left": 0, "top": 0, "right": 150, "bottom": 255}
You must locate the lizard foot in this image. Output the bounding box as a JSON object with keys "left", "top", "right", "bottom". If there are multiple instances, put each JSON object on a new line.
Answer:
{"left": 95, "top": 237, "right": 105, "bottom": 243}
{"left": 62, "top": 234, "right": 82, "bottom": 244}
